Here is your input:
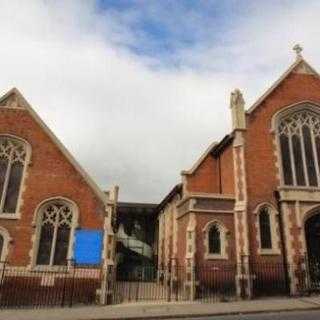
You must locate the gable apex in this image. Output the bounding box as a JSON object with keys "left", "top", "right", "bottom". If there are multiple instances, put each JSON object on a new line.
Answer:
{"left": 0, "top": 87, "right": 29, "bottom": 109}
{"left": 247, "top": 58, "right": 320, "bottom": 114}
{"left": 0, "top": 88, "right": 107, "bottom": 205}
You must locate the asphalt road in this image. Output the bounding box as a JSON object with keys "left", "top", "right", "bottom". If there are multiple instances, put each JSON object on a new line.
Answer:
{"left": 176, "top": 309, "right": 320, "bottom": 320}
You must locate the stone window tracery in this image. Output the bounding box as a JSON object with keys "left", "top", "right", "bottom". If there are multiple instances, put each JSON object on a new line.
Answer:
{"left": 278, "top": 109, "right": 320, "bottom": 187}
{"left": 203, "top": 221, "right": 228, "bottom": 260}
{"left": 36, "top": 202, "right": 73, "bottom": 266}
{"left": 0, "top": 136, "right": 27, "bottom": 216}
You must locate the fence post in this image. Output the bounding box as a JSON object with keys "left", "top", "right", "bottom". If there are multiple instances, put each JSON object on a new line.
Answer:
{"left": 244, "top": 256, "right": 253, "bottom": 299}
{"left": 166, "top": 266, "right": 171, "bottom": 302}
{"left": 0, "top": 261, "right": 6, "bottom": 285}
{"left": 237, "top": 255, "right": 252, "bottom": 299}
{"left": 61, "top": 262, "right": 69, "bottom": 307}
{"left": 0, "top": 260, "right": 6, "bottom": 304}
{"left": 298, "top": 255, "right": 307, "bottom": 295}
{"left": 304, "top": 253, "right": 311, "bottom": 294}
{"left": 69, "top": 260, "right": 76, "bottom": 307}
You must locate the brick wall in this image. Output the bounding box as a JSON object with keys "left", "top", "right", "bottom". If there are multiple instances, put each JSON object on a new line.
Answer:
{"left": 195, "top": 212, "right": 236, "bottom": 266}
{"left": 186, "top": 154, "right": 219, "bottom": 193}
{"left": 0, "top": 107, "right": 105, "bottom": 266}
{"left": 245, "top": 71, "right": 320, "bottom": 263}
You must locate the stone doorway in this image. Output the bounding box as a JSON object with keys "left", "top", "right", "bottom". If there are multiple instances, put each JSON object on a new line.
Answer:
{"left": 305, "top": 212, "right": 320, "bottom": 289}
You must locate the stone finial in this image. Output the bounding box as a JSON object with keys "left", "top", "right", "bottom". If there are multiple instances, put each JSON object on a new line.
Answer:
{"left": 293, "top": 44, "right": 303, "bottom": 60}
{"left": 230, "top": 89, "right": 246, "bottom": 130}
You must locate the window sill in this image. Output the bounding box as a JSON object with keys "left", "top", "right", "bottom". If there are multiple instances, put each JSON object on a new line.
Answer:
{"left": 204, "top": 254, "right": 228, "bottom": 260}
{"left": 279, "top": 185, "right": 320, "bottom": 191}
{"left": 0, "top": 213, "right": 20, "bottom": 220}
{"left": 258, "top": 249, "right": 281, "bottom": 256}
{"left": 32, "top": 265, "right": 71, "bottom": 273}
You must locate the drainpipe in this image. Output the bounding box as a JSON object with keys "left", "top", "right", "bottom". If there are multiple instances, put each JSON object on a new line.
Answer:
{"left": 274, "top": 190, "right": 290, "bottom": 295}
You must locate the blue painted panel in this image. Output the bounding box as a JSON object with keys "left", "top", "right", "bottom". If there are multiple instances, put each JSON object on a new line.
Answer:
{"left": 74, "top": 230, "right": 103, "bottom": 265}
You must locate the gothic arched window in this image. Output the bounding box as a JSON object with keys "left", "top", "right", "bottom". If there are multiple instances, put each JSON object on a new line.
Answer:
{"left": 203, "top": 221, "right": 228, "bottom": 259}
{"left": 278, "top": 109, "right": 320, "bottom": 187}
{"left": 208, "top": 225, "right": 221, "bottom": 254}
{"left": 0, "top": 136, "right": 28, "bottom": 215}
{"left": 36, "top": 201, "right": 74, "bottom": 266}
{"left": 259, "top": 207, "right": 272, "bottom": 249}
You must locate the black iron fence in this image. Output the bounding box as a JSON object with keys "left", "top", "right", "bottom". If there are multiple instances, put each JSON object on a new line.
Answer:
{"left": 112, "top": 262, "right": 310, "bottom": 304}
{"left": 1, "top": 261, "right": 320, "bottom": 308}
{"left": 251, "top": 262, "right": 289, "bottom": 297}
{"left": 0, "top": 261, "right": 102, "bottom": 309}
{"left": 113, "top": 265, "right": 187, "bottom": 303}
{"left": 195, "top": 264, "right": 237, "bottom": 302}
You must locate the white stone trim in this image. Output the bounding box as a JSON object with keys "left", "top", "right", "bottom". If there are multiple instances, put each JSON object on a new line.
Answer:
{"left": 29, "top": 197, "right": 79, "bottom": 269}
{"left": 0, "top": 226, "right": 12, "bottom": 261}
{"left": 177, "top": 192, "right": 234, "bottom": 208}
{"left": 0, "top": 134, "right": 32, "bottom": 220}
{"left": 282, "top": 202, "right": 298, "bottom": 294}
{"left": 202, "top": 220, "right": 228, "bottom": 260}
{"left": 185, "top": 212, "right": 196, "bottom": 260}
{"left": 254, "top": 203, "right": 281, "bottom": 255}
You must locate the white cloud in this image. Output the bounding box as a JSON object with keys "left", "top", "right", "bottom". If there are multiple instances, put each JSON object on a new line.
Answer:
{"left": 0, "top": 0, "right": 319, "bottom": 202}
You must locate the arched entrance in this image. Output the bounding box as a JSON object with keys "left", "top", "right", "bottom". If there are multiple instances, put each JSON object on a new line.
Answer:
{"left": 305, "top": 212, "right": 320, "bottom": 288}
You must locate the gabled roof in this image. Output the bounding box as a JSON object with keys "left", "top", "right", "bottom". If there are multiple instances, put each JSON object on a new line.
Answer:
{"left": 0, "top": 88, "right": 107, "bottom": 205}
{"left": 247, "top": 56, "right": 320, "bottom": 114}
{"left": 181, "top": 141, "right": 218, "bottom": 175}
{"left": 156, "top": 183, "right": 182, "bottom": 213}
{"left": 181, "top": 134, "right": 234, "bottom": 176}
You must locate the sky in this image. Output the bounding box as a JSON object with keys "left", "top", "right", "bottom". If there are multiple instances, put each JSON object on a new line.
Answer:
{"left": 1, "top": 0, "right": 320, "bottom": 203}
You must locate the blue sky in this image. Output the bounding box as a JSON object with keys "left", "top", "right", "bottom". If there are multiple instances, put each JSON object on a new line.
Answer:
{"left": 95, "top": 0, "right": 245, "bottom": 65}
{"left": 94, "top": 0, "right": 299, "bottom": 69}
{"left": 0, "top": 1, "right": 320, "bottom": 201}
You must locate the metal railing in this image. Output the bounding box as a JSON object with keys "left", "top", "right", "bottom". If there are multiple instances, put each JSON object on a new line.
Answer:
{"left": 0, "top": 261, "right": 102, "bottom": 309}
{"left": 112, "top": 262, "right": 296, "bottom": 304}
{"left": 1, "top": 260, "right": 320, "bottom": 308}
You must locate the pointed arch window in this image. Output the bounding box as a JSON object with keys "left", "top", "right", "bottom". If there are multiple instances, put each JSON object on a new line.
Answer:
{"left": 259, "top": 207, "right": 272, "bottom": 249}
{"left": 0, "top": 136, "right": 28, "bottom": 216}
{"left": 203, "top": 221, "right": 228, "bottom": 260}
{"left": 255, "top": 204, "right": 280, "bottom": 255}
{"left": 208, "top": 225, "right": 221, "bottom": 254}
{"left": 36, "top": 201, "right": 74, "bottom": 266}
{"left": 278, "top": 109, "right": 320, "bottom": 187}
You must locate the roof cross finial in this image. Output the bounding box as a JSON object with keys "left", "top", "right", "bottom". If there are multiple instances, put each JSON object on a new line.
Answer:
{"left": 293, "top": 44, "right": 303, "bottom": 59}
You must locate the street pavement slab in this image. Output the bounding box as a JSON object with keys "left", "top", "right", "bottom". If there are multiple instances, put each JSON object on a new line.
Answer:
{"left": 0, "top": 296, "right": 320, "bottom": 320}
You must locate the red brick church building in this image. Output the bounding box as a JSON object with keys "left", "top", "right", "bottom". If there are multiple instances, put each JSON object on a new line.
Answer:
{"left": 0, "top": 88, "right": 117, "bottom": 296}
{"left": 157, "top": 47, "right": 320, "bottom": 298}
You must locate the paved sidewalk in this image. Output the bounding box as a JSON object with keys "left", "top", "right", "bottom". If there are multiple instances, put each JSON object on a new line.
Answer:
{"left": 1, "top": 297, "right": 320, "bottom": 320}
